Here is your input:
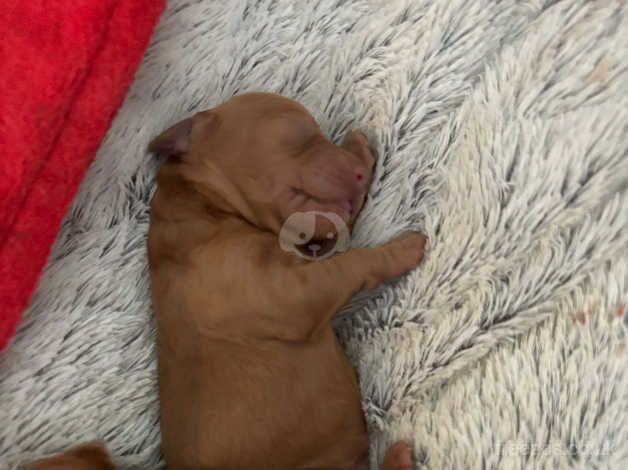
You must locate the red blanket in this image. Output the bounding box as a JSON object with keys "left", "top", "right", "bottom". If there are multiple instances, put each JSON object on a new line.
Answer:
{"left": 0, "top": 0, "right": 165, "bottom": 351}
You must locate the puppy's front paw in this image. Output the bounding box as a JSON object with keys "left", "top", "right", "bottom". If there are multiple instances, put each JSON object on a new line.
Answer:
{"left": 381, "top": 232, "right": 427, "bottom": 279}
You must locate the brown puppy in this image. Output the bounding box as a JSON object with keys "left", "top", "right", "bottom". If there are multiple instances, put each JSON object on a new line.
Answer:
{"left": 147, "top": 93, "right": 426, "bottom": 470}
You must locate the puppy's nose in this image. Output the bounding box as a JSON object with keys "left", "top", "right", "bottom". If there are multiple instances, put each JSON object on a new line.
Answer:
{"left": 354, "top": 166, "right": 367, "bottom": 187}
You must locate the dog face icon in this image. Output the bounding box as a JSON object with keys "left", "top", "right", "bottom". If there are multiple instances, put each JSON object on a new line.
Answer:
{"left": 279, "top": 211, "right": 350, "bottom": 261}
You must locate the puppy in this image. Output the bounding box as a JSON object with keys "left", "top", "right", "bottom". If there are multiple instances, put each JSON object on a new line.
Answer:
{"left": 28, "top": 93, "right": 425, "bottom": 470}
{"left": 147, "top": 93, "right": 426, "bottom": 469}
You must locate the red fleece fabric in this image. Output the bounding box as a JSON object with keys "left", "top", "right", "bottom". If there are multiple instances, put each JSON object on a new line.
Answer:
{"left": 0, "top": 0, "right": 165, "bottom": 351}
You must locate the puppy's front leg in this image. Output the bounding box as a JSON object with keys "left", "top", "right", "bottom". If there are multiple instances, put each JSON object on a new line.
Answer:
{"left": 294, "top": 232, "right": 427, "bottom": 337}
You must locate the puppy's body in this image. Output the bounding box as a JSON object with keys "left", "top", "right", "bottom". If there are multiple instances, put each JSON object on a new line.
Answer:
{"left": 149, "top": 181, "right": 368, "bottom": 468}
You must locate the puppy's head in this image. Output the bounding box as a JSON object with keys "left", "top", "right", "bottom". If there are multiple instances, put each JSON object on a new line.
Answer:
{"left": 149, "top": 93, "right": 374, "bottom": 240}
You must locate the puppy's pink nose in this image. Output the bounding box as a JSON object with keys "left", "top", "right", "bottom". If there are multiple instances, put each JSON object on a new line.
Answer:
{"left": 355, "top": 167, "right": 366, "bottom": 186}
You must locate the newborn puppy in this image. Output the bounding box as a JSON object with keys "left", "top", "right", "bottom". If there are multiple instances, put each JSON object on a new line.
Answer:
{"left": 147, "top": 93, "right": 426, "bottom": 469}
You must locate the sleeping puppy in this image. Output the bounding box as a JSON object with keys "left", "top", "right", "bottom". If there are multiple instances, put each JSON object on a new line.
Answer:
{"left": 29, "top": 93, "right": 425, "bottom": 470}
{"left": 147, "top": 92, "right": 426, "bottom": 470}
{"left": 146, "top": 93, "right": 426, "bottom": 469}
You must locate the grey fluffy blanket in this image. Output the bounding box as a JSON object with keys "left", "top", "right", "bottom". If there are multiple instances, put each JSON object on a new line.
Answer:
{"left": 1, "top": 1, "right": 627, "bottom": 468}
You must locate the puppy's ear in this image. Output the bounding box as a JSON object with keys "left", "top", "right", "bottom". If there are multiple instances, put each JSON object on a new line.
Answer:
{"left": 148, "top": 112, "right": 219, "bottom": 156}
{"left": 148, "top": 118, "right": 194, "bottom": 155}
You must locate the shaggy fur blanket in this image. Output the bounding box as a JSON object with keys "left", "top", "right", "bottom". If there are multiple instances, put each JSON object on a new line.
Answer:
{"left": 1, "top": 1, "right": 626, "bottom": 468}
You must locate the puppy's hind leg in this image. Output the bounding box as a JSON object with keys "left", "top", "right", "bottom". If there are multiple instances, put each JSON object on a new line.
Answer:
{"left": 351, "top": 441, "right": 415, "bottom": 470}
{"left": 352, "top": 456, "right": 370, "bottom": 470}
{"left": 380, "top": 441, "right": 415, "bottom": 470}
{"left": 27, "top": 441, "right": 115, "bottom": 470}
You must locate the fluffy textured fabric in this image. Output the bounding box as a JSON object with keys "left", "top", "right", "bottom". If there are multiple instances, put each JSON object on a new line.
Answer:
{"left": 1, "top": 0, "right": 626, "bottom": 468}
{"left": 0, "top": 0, "right": 165, "bottom": 351}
